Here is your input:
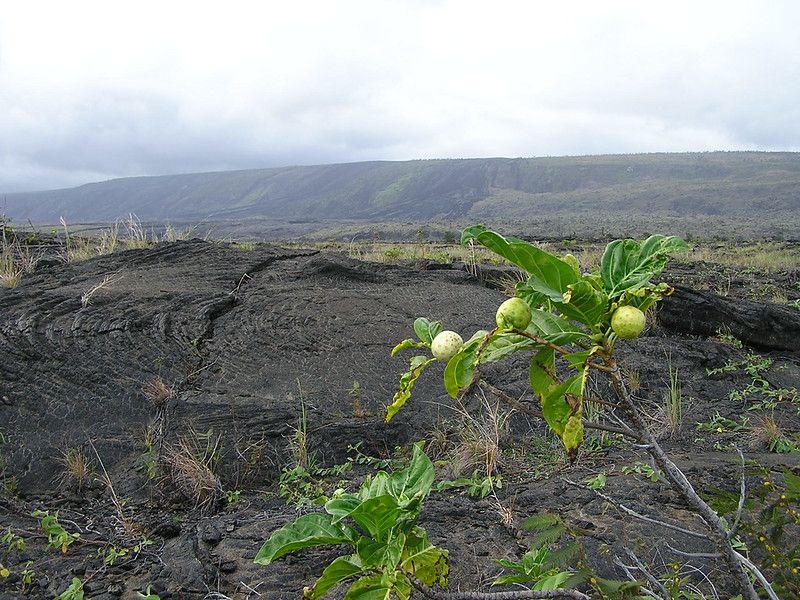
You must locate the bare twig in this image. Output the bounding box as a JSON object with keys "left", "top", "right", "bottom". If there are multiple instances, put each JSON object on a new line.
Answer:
{"left": 732, "top": 446, "right": 747, "bottom": 535}
{"left": 613, "top": 557, "right": 661, "bottom": 599}
{"left": 604, "top": 359, "right": 762, "bottom": 600}
{"left": 664, "top": 543, "right": 721, "bottom": 559}
{"left": 623, "top": 548, "right": 671, "bottom": 600}
{"left": 562, "top": 477, "right": 708, "bottom": 539}
{"left": 734, "top": 551, "right": 780, "bottom": 600}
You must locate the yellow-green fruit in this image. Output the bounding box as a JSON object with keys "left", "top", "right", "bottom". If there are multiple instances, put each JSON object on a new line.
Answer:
{"left": 430, "top": 330, "right": 463, "bottom": 362}
{"left": 611, "top": 306, "right": 646, "bottom": 339}
{"left": 496, "top": 297, "right": 532, "bottom": 329}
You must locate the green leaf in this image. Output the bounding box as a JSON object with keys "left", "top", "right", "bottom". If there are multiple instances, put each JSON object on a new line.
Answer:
{"left": 306, "top": 555, "right": 365, "bottom": 599}
{"left": 391, "top": 339, "right": 428, "bottom": 356}
{"left": 462, "top": 226, "right": 578, "bottom": 298}
{"left": 386, "top": 356, "right": 436, "bottom": 422}
{"left": 443, "top": 345, "right": 477, "bottom": 398}
{"left": 783, "top": 469, "right": 800, "bottom": 500}
{"left": 348, "top": 496, "right": 402, "bottom": 541}
{"left": 356, "top": 535, "right": 405, "bottom": 570}
{"left": 413, "top": 318, "right": 441, "bottom": 345}
{"left": 517, "top": 280, "right": 551, "bottom": 309}
{"left": 600, "top": 235, "right": 689, "bottom": 299}
{"left": 480, "top": 332, "right": 540, "bottom": 363}
{"left": 591, "top": 576, "right": 643, "bottom": 599}
{"left": 527, "top": 310, "right": 590, "bottom": 345}
{"left": 343, "top": 572, "right": 411, "bottom": 600}
{"left": 325, "top": 495, "right": 364, "bottom": 523}
{"left": 533, "top": 571, "right": 575, "bottom": 591}
{"left": 540, "top": 374, "right": 583, "bottom": 438}
{"left": 559, "top": 280, "right": 609, "bottom": 328}
{"left": 401, "top": 527, "right": 449, "bottom": 588}
{"left": 529, "top": 348, "right": 557, "bottom": 397}
{"left": 254, "top": 514, "right": 357, "bottom": 564}
{"left": 385, "top": 441, "right": 434, "bottom": 504}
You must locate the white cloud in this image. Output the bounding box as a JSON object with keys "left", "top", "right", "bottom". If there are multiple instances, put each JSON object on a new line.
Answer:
{"left": 1, "top": 0, "right": 798, "bottom": 191}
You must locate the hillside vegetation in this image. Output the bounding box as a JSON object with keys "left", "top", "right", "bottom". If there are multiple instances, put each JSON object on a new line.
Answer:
{"left": 4, "top": 152, "right": 800, "bottom": 239}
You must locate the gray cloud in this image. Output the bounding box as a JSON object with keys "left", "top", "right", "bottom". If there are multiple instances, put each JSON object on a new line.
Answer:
{"left": 1, "top": 0, "right": 799, "bottom": 193}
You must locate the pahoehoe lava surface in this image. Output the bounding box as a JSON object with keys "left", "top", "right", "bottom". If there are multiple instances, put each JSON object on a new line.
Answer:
{"left": 1, "top": 241, "right": 798, "bottom": 599}
{"left": 0, "top": 241, "right": 503, "bottom": 494}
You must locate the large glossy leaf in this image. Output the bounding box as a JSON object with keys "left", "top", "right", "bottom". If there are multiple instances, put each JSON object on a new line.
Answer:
{"left": 462, "top": 226, "right": 578, "bottom": 298}
{"left": 540, "top": 374, "right": 582, "bottom": 437}
{"left": 254, "top": 514, "right": 357, "bottom": 564}
{"left": 343, "top": 572, "right": 411, "bottom": 600}
{"left": 480, "top": 331, "right": 539, "bottom": 362}
{"left": 385, "top": 441, "right": 434, "bottom": 503}
{"left": 348, "top": 495, "right": 402, "bottom": 541}
{"left": 356, "top": 535, "right": 405, "bottom": 570}
{"left": 559, "top": 280, "right": 609, "bottom": 329}
{"left": 413, "top": 318, "right": 441, "bottom": 345}
{"left": 305, "top": 555, "right": 365, "bottom": 599}
{"left": 325, "top": 495, "right": 363, "bottom": 524}
{"left": 533, "top": 571, "right": 575, "bottom": 591}
{"left": 386, "top": 356, "right": 436, "bottom": 422}
{"left": 443, "top": 344, "right": 477, "bottom": 398}
{"left": 401, "top": 527, "right": 449, "bottom": 588}
{"left": 529, "top": 348, "right": 557, "bottom": 398}
{"left": 600, "top": 235, "right": 689, "bottom": 298}
{"left": 527, "top": 310, "right": 590, "bottom": 346}
{"left": 517, "top": 280, "right": 551, "bottom": 310}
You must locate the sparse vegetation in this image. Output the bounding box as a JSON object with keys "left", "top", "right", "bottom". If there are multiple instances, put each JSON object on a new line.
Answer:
{"left": 161, "top": 432, "right": 222, "bottom": 511}
{"left": 58, "top": 447, "right": 93, "bottom": 492}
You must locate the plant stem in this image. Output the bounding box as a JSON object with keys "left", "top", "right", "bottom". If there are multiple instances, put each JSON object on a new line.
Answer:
{"left": 477, "top": 380, "right": 636, "bottom": 439}
{"left": 604, "top": 358, "right": 761, "bottom": 600}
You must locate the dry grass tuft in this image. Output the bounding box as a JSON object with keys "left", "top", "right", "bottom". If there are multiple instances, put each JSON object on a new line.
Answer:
{"left": 450, "top": 395, "right": 511, "bottom": 478}
{"left": 162, "top": 434, "right": 222, "bottom": 511}
{"left": 58, "top": 447, "right": 93, "bottom": 492}
{"left": 142, "top": 376, "right": 175, "bottom": 409}
{"left": 80, "top": 273, "right": 123, "bottom": 308}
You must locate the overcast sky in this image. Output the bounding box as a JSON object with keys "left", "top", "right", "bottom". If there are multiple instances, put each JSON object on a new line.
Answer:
{"left": 1, "top": 0, "right": 799, "bottom": 192}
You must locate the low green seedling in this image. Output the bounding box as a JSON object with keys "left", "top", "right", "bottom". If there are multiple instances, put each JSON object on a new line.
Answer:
{"left": 32, "top": 510, "right": 80, "bottom": 553}
{"left": 55, "top": 577, "right": 85, "bottom": 600}
{"left": 255, "top": 442, "right": 448, "bottom": 599}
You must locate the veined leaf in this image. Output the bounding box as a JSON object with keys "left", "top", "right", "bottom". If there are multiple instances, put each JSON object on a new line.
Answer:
{"left": 413, "top": 318, "right": 441, "bottom": 345}
{"left": 600, "top": 235, "right": 689, "bottom": 299}
{"left": 356, "top": 535, "right": 405, "bottom": 570}
{"left": 559, "top": 280, "right": 609, "bottom": 329}
{"left": 325, "top": 495, "right": 363, "bottom": 523}
{"left": 529, "top": 348, "right": 557, "bottom": 399}
{"left": 443, "top": 345, "right": 477, "bottom": 398}
{"left": 401, "top": 527, "right": 449, "bottom": 588}
{"left": 385, "top": 441, "right": 434, "bottom": 504}
{"left": 254, "top": 513, "right": 357, "bottom": 564}
{"left": 527, "top": 310, "right": 589, "bottom": 346}
{"left": 305, "top": 555, "right": 365, "bottom": 599}
{"left": 540, "top": 373, "right": 584, "bottom": 437}
{"left": 533, "top": 571, "right": 575, "bottom": 591}
{"left": 391, "top": 339, "right": 428, "bottom": 356}
{"left": 348, "top": 496, "right": 402, "bottom": 541}
{"left": 343, "top": 572, "right": 411, "bottom": 600}
{"left": 517, "top": 280, "right": 551, "bottom": 310}
{"left": 462, "top": 226, "right": 578, "bottom": 298}
{"left": 386, "top": 356, "right": 436, "bottom": 422}
{"left": 480, "top": 332, "right": 539, "bottom": 363}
